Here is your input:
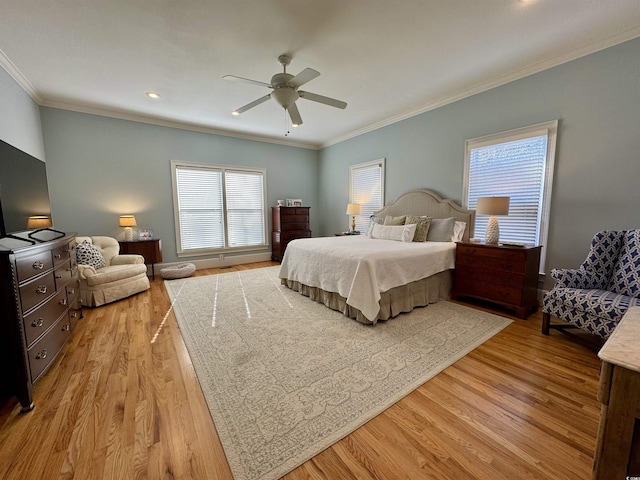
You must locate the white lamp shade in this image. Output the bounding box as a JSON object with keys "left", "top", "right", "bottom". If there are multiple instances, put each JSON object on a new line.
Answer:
{"left": 346, "top": 203, "right": 361, "bottom": 215}
{"left": 119, "top": 215, "right": 137, "bottom": 227}
{"left": 476, "top": 197, "right": 510, "bottom": 216}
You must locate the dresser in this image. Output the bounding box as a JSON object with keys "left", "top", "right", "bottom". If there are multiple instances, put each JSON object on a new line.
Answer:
{"left": 0, "top": 233, "right": 80, "bottom": 412}
{"left": 118, "top": 239, "right": 162, "bottom": 279}
{"left": 271, "top": 206, "right": 311, "bottom": 262}
{"left": 451, "top": 242, "right": 542, "bottom": 319}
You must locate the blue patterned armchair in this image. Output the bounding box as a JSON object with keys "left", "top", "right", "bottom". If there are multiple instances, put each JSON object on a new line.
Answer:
{"left": 542, "top": 230, "right": 640, "bottom": 339}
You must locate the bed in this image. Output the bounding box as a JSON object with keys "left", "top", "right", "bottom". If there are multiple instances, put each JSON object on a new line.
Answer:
{"left": 279, "top": 189, "right": 475, "bottom": 324}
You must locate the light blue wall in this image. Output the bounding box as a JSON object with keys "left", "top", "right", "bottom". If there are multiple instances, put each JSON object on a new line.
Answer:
{"left": 319, "top": 37, "right": 640, "bottom": 284}
{"left": 0, "top": 67, "right": 45, "bottom": 161}
{"left": 40, "top": 108, "right": 319, "bottom": 264}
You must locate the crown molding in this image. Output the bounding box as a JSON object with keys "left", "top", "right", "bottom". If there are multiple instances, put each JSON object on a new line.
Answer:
{"left": 39, "top": 98, "right": 319, "bottom": 150}
{"left": 321, "top": 27, "right": 640, "bottom": 149}
{"left": 0, "top": 48, "right": 42, "bottom": 103}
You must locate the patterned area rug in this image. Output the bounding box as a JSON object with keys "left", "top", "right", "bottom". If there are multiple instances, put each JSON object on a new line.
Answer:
{"left": 164, "top": 266, "right": 512, "bottom": 480}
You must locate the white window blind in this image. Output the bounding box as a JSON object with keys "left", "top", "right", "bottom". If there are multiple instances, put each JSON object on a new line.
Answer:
{"left": 172, "top": 162, "right": 267, "bottom": 254}
{"left": 463, "top": 121, "right": 557, "bottom": 268}
{"left": 350, "top": 159, "right": 385, "bottom": 233}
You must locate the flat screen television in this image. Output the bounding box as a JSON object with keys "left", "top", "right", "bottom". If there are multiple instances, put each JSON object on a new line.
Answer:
{"left": 0, "top": 138, "right": 52, "bottom": 238}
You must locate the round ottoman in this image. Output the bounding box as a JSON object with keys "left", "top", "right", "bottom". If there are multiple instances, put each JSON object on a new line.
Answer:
{"left": 161, "top": 263, "right": 196, "bottom": 279}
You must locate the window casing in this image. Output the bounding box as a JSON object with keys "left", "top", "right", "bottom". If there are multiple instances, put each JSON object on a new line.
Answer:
{"left": 171, "top": 161, "right": 268, "bottom": 256}
{"left": 463, "top": 120, "right": 557, "bottom": 268}
{"left": 349, "top": 159, "right": 385, "bottom": 233}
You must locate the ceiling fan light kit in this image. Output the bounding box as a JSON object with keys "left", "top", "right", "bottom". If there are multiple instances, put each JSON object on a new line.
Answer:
{"left": 224, "top": 54, "right": 347, "bottom": 131}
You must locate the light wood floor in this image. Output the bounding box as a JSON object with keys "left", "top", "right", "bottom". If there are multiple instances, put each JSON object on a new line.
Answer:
{"left": 0, "top": 262, "right": 603, "bottom": 479}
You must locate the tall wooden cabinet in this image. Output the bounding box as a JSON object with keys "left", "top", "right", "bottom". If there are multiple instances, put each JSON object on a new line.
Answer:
{"left": 0, "top": 233, "right": 80, "bottom": 411}
{"left": 271, "top": 206, "right": 311, "bottom": 262}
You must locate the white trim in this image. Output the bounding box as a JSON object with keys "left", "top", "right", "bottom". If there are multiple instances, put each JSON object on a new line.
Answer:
{"left": 158, "top": 251, "right": 273, "bottom": 272}
{"left": 170, "top": 160, "right": 269, "bottom": 256}
{"left": 0, "top": 48, "right": 42, "bottom": 103}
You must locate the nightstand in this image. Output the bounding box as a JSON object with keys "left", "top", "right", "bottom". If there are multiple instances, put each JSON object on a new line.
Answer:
{"left": 118, "top": 239, "right": 163, "bottom": 279}
{"left": 451, "top": 242, "right": 542, "bottom": 319}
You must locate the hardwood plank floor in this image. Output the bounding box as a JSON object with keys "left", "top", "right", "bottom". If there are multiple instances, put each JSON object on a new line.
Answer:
{"left": 0, "top": 262, "right": 602, "bottom": 479}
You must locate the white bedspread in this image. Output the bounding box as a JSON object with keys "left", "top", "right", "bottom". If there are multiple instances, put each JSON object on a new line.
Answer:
{"left": 279, "top": 236, "right": 456, "bottom": 321}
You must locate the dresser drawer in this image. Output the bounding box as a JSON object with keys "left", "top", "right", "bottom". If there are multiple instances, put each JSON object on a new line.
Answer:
{"left": 28, "top": 314, "right": 72, "bottom": 382}
{"left": 19, "top": 272, "right": 56, "bottom": 313}
{"left": 456, "top": 249, "right": 527, "bottom": 273}
{"left": 455, "top": 265, "right": 525, "bottom": 287}
{"left": 22, "top": 289, "right": 69, "bottom": 347}
{"left": 282, "top": 231, "right": 311, "bottom": 242}
{"left": 53, "top": 261, "right": 73, "bottom": 289}
{"left": 16, "top": 251, "right": 53, "bottom": 283}
{"left": 52, "top": 243, "right": 72, "bottom": 266}
{"left": 454, "top": 277, "right": 523, "bottom": 304}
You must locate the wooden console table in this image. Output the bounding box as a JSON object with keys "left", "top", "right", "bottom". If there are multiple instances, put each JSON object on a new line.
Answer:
{"left": 593, "top": 306, "right": 640, "bottom": 478}
{"left": 118, "top": 239, "right": 162, "bottom": 279}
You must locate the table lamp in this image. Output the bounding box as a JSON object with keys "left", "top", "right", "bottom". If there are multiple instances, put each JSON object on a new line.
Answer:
{"left": 476, "top": 197, "right": 510, "bottom": 244}
{"left": 346, "top": 203, "right": 361, "bottom": 233}
{"left": 119, "top": 215, "right": 137, "bottom": 241}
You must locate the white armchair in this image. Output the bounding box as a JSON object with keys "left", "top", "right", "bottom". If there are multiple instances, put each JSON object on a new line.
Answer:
{"left": 76, "top": 236, "right": 150, "bottom": 307}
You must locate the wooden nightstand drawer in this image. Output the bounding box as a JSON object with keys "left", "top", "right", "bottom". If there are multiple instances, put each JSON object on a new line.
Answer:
{"left": 454, "top": 277, "right": 523, "bottom": 304}
{"left": 455, "top": 265, "right": 524, "bottom": 287}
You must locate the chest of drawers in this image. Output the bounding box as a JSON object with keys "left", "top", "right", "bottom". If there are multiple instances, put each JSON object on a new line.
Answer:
{"left": 451, "top": 242, "right": 542, "bottom": 319}
{"left": 0, "top": 233, "right": 80, "bottom": 411}
{"left": 271, "top": 206, "right": 311, "bottom": 262}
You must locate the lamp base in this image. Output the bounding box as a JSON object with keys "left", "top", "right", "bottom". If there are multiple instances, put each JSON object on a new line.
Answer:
{"left": 124, "top": 227, "right": 134, "bottom": 241}
{"left": 485, "top": 216, "right": 500, "bottom": 244}
{"left": 350, "top": 215, "right": 356, "bottom": 232}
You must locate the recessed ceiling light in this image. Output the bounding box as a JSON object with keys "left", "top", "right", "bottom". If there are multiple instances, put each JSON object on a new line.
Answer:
{"left": 291, "top": 123, "right": 299, "bottom": 128}
{"left": 145, "top": 91, "right": 160, "bottom": 99}
{"left": 232, "top": 110, "right": 240, "bottom": 116}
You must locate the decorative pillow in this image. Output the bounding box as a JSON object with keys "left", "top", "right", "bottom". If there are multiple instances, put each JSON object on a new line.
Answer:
{"left": 76, "top": 240, "right": 106, "bottom": 269}
{"left": 370, "top": 223, "right": 416, "bottom": 242}
{"left": 383, "top": 215, "right": 406, "bottom": 226}
{"left": 405, "top": 215, "right": 432, "bottom": 242}
{"left": 452, "top": 221, "right": 467, "bottom": 242}
{"left": 367, "top": 215, "right": 385, "bottom": 236}
{"left": 426, "top": 217, "right": 456, "bottom": 242}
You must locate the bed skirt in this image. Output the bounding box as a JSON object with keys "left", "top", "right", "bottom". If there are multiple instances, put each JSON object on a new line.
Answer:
{"left": 281, "top": 269, "right": 453, "bottom": 325}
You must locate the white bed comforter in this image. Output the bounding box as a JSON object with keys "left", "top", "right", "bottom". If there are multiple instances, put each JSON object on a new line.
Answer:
{"left": 279, "top": 236, "right": 456, "bottom": 321}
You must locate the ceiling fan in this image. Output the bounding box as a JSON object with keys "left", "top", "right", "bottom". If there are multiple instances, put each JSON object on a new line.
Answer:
{"left": 223, "top": 54, "right": 347, "bottom": 127}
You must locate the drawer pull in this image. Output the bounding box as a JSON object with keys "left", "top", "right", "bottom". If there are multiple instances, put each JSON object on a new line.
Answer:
{"left": 68, "top": 288, "right": 76, "bottom": 295}
{"left": 33, "top": 261, "right": 44, "bottom": 270}
{"left": 36, "top": 349, "right": 48, "bottom": 360}
{"left": 55, "top": 274, "right": 63, "bottom": 279}
{"left": 70, "top": 312, "right": 78, "bottom": 319}
{"left": 36, "top": 285, "right": 48, "bottom": 295}
{"left": 54, "top": 254, "right": 62, "bottom": 259}
{"left": 61, "top": 324, "right": 70, "bottom": 332}
{"left": 31, "top": 318, "right": 44, "bottom": 328}
{"left": 59, "top": 298, "right": 67, "bottom": 306}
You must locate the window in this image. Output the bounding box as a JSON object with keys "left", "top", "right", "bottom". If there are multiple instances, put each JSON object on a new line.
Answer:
{"left": 171, "top": 161, "right": 267, "bottom": 255}
{"left": 349, "top": 159, "right": 385, "bottom": 233}
{"left": 463, "top": 120, "right": 557, "bottom": 267}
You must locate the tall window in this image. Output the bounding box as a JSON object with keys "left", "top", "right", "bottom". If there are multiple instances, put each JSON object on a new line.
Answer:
{"left": 171, "top": 161, "right": 267, "bottom": 255}
{"left": 349, "top": 159, "right": 385, "bottom": 233}
{"left": 463, "top": 120, "right": 557, "bottom": 267}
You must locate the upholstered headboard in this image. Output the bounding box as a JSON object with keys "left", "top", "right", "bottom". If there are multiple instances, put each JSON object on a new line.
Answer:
{"left": 373, "top": 189, "right": 475, "bottom": 241}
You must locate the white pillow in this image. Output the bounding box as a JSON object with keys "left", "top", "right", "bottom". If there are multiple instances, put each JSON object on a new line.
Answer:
{"left": 370, "top": 223, "right": 417, "bottom": 242}
{"left": 452, "top": 221, "right": 467, "bottom": 241}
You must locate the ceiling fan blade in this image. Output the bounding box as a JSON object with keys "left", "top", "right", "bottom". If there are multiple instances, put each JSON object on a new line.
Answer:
{"left": 233, "top": 94, "right": 271, "bottom": 115}
{"left": 288, "top": 102, "right": 303, "bottom": 126}
{"left": 298, "top": 90, "right": 347, "bottom": 109}
{"left": 289, "top": 68, "right": 320, "bottom": 88}
{"left": 223, "top": 75, "right": 272, "bottom": 88}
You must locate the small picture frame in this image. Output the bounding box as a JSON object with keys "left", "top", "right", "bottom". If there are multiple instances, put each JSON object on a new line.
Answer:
{"left": 137, "top": 229, "right": 154, "bottom": 240}
{"left": 287, "top": 199, "right": 303, "bottom": 207}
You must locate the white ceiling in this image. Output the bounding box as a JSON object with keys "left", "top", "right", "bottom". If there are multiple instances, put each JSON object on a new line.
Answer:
{"left": 2, "top": 1, "right": 640, "bottom": 149}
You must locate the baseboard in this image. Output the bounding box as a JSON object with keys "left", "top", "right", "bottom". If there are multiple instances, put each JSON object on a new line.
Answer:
{"left": 155, "top": 251, "right": 273, "bottom": 271}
